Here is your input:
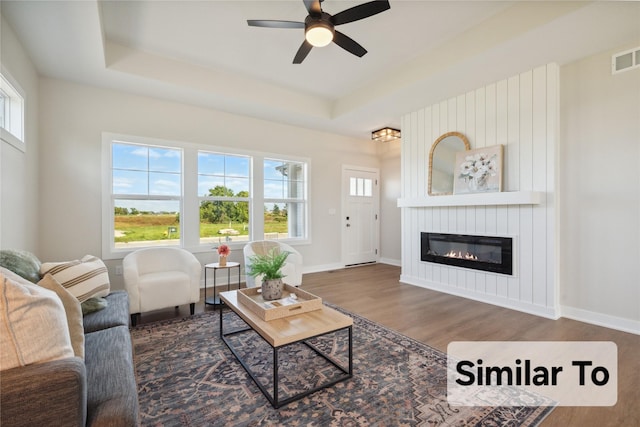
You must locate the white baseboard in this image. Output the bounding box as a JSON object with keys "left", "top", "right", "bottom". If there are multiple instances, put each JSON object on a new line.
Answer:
{"left": 379, "top": 257, "right": 401, "bottom": 267}
{"left": 400, "top": 274, "right": 560, "bottom": 320}
{"left": 302, "top": 263, "right": 345, "bottom": 275}
{"left": 561, "top": 305, "right": 640, "bottom": 335}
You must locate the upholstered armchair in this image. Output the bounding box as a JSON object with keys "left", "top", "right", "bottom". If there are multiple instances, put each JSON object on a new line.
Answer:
{"left": 243, "top": 240, "right": 303, "bottom": 288}
{"left": 123, "top": 247, "right": 201, "bottom": 326}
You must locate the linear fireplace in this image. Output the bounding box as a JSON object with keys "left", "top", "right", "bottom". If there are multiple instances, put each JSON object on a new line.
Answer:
{"left": 421, "top": 232, "right": 513, "bottom": 275}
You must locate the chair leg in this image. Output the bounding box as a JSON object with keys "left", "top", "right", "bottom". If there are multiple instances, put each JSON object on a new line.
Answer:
{"left": 130, "top": 313, "right": 139, "bottom": 327}
{"left": 190, "top": 303, "right": 195, "bottom": 315}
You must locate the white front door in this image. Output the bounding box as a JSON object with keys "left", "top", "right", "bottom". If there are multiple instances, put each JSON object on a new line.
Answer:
{"left": 342, "top": 166, "right": 379, "bottom": 266}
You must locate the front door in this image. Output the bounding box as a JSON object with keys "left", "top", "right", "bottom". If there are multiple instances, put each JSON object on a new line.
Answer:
{"left": 342, "top": 166, "right": 379, "bottom": 266}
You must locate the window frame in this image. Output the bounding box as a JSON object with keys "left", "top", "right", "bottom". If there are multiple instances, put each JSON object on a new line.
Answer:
{"left": 0, "top": 68, "right": 25, "bottom": 152}
{"left": 102, "top": 133, "right": 310, "bottom": 260}
{"left": 103, "top": 135, "right": 184, "bottom": 259}
{"left": 197, "top": 150, "right": 252, "bottom": 246}
{"left": 263, "top": 157, "right": 309, "bottom": 241}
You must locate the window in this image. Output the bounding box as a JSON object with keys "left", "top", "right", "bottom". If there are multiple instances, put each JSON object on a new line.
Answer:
{"left": 110, "top": 141, "right": 182, "bottom": 249}
{"left": 349, "top": 177, "right": 373, "bottom": 197}
{"left": 198, "top": 151, "right": 250, "bottom": 245}
{"left": 264, "top": 159, "right": 307, "bottom": 240}
{"left": 0, "top": 71, "right": 25, "bottom": 151}
{"left": 102, "top": 134, "right": 309, "bottom": 258}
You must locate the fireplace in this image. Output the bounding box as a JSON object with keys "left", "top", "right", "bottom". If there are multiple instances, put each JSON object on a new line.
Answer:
{"left": 421, "top": 232, "right": 513, "bottom": 275}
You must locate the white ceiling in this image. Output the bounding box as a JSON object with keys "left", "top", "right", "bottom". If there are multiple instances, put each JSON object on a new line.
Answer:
{"left": 2, "top": 1, "right": 639, "bottom": 140}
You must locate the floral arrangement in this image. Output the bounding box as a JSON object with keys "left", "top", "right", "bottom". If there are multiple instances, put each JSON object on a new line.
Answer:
{"left": 217, "top": 244, "right": 230, "bottom": 257}
{"left": 458, "top": 152, "right": 498, "bottom": 189}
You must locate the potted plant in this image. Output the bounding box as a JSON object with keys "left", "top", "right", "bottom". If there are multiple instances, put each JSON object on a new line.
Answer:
{"left": 246, "top": 248, "right": 290, "bottom": 301}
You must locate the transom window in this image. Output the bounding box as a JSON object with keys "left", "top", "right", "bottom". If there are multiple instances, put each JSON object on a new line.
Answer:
{"left": 349, "top": 177, "right": 373, "bottom": 197}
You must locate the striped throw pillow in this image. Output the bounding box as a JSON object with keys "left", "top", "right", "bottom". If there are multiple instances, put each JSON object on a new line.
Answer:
{"left": 40, "top": 255, "right": 110, "bottom": 302}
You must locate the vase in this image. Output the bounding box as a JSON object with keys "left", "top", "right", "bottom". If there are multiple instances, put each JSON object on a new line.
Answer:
{"left": 261, "top": 278, "right": 284, "bottom": 301}
{"left": 219, "top": 255, "right": 227, "bottom": 267}
{"left": 469, "top": 176, "right": 488, "bottom": 192}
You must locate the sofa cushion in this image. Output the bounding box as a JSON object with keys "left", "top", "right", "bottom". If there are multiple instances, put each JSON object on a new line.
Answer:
{"left": 83, "top": 291, "right": 130, "bottom": 334}
{"left": 0, "top": 249, "right": 41, "bottom": 283}
{"left": 38, "top": 273, "right": 85, "bottom": 360}
{"left": 84, "top": 325, "right": 139, "bottom": 427}
{"left": 0, "top": 268, "right": 74, "bottom": 370}
{"left": 40, "top": 255, "right": 110, "bottom": 302}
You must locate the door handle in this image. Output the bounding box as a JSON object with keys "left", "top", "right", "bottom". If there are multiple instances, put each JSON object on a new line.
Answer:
{"left": 346, "top": 224, "right": 351, "bottom": 227}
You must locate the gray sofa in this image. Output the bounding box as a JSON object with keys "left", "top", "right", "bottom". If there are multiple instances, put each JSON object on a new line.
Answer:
{"left": 0, "top": 290, "right": 139, "bottom": 427}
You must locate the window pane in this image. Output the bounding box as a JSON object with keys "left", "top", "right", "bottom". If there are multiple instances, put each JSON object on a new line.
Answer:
{"left": 149, "top": 147, "right": 181, "bottom": 173}
{"left": 149, "top": 172, "right": 181, "bottom": 196}
{"left": 199, "top": 200, "right": 249, "bottom": 244}
{"left": 264, "top": 179, "right": 284, "bottom": 199}
{"left": 225, "top": 156, "right": 250, "bottom": 177}
{"left": 198, "top": 152, "right": 250, "bottom": 197}
{"left": 264, "top": 159, "right": 305, "bottom": 200}
{"left": 263, "top": 202, "right": 305, "bottom": 240}
{"left": 198, "top": 176, "right": 225, "bottom": 197}
{"left": 364, "top": 178, "right": 373, "bottom": 197}
{"left": 113, "top": 169, "right": 148, "bottom": 195}
{"left": 113, "top": 143, "right": 148, "bottom": 170}
{"left": 226, "top": 177, "right": 250, "bottom": 195}
{"left": 198, "top": 152, "right": 225, "bottom": 175}
{"left": 350, "top": 177, "right": 357, "bottom": 196}
{"left": 113, "top": 143, "right": 182, "bottom": 196}
{"left": 264, "top": 159, "right": 285, "bottom": 180}
{"left": 113, "top": 199, "right": 180, "bottom": 248}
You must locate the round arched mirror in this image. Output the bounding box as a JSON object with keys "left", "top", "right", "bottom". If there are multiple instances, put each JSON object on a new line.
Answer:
{"left": 428, "top": 132, "right": 470, "bottom": 195}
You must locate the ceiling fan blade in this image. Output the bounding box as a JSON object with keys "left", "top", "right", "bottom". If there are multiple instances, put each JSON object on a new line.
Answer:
{"left": 303, "top": 0, "right": 322, "bottom": 15}
{"left": 332, "top": 0, "right": 390, "bottom": 25}
{"left": 293, "top": 40, "right": 313, "bottom": 64}
{"left": 333, "top": 31, "right": 367, "bottom": 57}
{"left": 247, "top": 20, "right": 304, "bottom": 29}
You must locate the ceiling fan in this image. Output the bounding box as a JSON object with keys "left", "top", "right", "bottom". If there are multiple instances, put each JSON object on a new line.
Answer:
{"left": 247, "top": 0, "right": 391, "bottom": 64}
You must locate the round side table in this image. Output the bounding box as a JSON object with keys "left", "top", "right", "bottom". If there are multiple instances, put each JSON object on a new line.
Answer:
{"left": 204, "top": 262, "right": 241, "bottom": 307}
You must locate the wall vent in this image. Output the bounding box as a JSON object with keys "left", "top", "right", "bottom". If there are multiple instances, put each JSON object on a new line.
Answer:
{"left": 612, "top": 47, "right": 640, "bottom": 74}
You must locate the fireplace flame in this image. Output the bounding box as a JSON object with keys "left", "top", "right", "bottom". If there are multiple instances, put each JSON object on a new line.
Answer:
{"left": 444, "top": 250, "right": 478, "bottom": 261}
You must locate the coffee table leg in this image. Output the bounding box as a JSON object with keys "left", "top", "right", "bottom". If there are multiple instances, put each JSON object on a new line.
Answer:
{"left": 348, "top": 326, "right": 353, "bottom": 376}
{"left": 273, "top": 347, "right": 279, "bottom": 407}
{"left": 219, "top": 300, "right": 223, "bottom": 337}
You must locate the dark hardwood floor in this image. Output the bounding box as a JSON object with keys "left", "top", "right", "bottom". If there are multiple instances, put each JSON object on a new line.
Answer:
{"left": 137, "top": 263, "right": 639, "bottom": 427}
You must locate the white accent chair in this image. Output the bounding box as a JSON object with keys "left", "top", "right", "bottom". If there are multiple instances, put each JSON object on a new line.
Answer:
{"left": 243, "top": 241, "right": 303, "bottom": 288}
{"left": 123, "top": 247, "right": 201, "bottom": 326}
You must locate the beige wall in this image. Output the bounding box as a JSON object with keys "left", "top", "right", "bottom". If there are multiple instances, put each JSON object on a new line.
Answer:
{"left": 378, "top": 139, "right": 402, "bottom": 265}
{"left": 559, "top": 44, "right": 640, "bottom": 332}
{"left": 0, "top": 15, "right": 40, "bottom": 254}
{"left": 37, "top": 78, "right": 383, "bottom": 288}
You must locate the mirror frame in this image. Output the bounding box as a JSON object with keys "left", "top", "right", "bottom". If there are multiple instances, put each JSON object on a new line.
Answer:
{"left": 428, "top": 131, "right": 470, "bottom": 196}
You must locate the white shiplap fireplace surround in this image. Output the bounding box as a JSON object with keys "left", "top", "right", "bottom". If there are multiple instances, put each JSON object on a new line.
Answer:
{"left": 399, "top": 64, "right": 558, "bottom": 319}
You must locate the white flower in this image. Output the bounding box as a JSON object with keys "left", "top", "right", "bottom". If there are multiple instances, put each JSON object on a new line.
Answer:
{"left": 458, "top": 152, "right": 498, "bottom": 184}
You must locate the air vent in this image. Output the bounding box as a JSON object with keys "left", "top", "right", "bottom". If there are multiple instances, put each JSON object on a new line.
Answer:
{"left": 612, "top": 47, "right": 640, "bottom": 74}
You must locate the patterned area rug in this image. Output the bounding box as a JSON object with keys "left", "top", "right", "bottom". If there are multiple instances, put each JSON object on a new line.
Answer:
{"left": 131, "top": 307, "right": 554, "bottom": 426}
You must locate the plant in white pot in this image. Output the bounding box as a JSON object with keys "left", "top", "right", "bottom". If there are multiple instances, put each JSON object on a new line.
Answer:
{"left": 246, "top": 248, "right": 290, "bottom": 301}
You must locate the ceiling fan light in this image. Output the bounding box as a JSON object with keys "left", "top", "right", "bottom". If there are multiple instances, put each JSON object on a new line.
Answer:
{"left": 305, "top": 24, "right": 333, "bottom": 47}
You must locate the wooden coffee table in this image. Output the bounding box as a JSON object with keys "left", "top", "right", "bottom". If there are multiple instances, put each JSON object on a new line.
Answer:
{"left": 219, "top": 290, "right": 353, "bottom": 408}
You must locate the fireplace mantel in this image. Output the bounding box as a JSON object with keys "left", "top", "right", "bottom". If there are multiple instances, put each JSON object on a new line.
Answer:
{"left": 397, "top": 191, "right": 541, "bottom": 208}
